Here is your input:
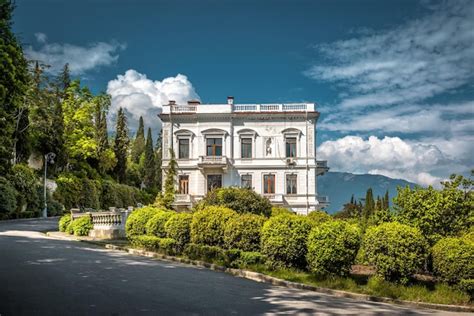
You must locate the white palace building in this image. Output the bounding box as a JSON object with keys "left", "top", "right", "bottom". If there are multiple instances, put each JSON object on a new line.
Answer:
{"left": 159, "top": 97, "right": 329, "bottom": 215}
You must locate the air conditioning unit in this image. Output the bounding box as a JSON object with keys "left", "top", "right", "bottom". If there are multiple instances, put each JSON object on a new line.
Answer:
{"left": 286, "top": 158, "right": 296, "bottom": 165}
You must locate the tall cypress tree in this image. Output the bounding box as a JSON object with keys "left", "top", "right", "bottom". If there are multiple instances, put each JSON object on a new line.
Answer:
{"left": 143, "top": 128, "right": 155, "bottom": 189}
{"left": 131, "top": 116, "right": 145, "bottom": 163}
{"left": 0, "top": 0, "right": 29, "bottom": 174}
{"left": 113, "top": 107, "right": 129, "bottom": 183}
{"left": 362, "top": 188, "right": 374, "bottom": 223}
{"left": 155, "top": 129, "right": 163, "bottom": 191}
{"left": 156, "top": 148, "right": 176, "bottom": 209}
{"left": 384, "top": 190, "right": 390, "bottom": 210}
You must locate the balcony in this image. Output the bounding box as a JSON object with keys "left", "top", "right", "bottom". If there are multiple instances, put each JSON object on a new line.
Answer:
{"left": 197, "top": 156, "right": 228, "bottom": 169}
{"left": 264, "top": 194, "right": 284, "bottom": 204}
{"left": 316, "top": 160, "right": 329, "bottom": 175}
{"left": 317, "top": 195, "right": 330, "bottom": 206}
{"left": 173, "top": 194, "right": 193, "bottom": 206}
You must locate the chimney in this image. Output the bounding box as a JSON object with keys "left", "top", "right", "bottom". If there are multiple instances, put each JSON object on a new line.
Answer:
{"left": 188, "top": 100, "right": 201, "bottom": 105}
{"left": 169, "top": 100, "right": 176, "bottom": 105}
{"left": 227, "top": 96, "right": 234, "bottom": 105}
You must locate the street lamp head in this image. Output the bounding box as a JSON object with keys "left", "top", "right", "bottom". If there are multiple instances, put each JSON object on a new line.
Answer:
{"left": 45, "top": 152, "right": 56, "bottom": 164}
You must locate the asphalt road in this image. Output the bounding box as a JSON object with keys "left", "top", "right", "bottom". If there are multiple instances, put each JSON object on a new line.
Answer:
{"left": 0, "top": 218, "right": 468, "bottom": 315}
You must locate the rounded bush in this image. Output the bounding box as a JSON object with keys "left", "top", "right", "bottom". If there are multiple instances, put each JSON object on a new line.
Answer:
{"left": 270, "top": 206, "right": 294, "bottom": 217}
{"left": 261, "top": 214, "right": 313, "bottom": 268}
{"left": 66, "top": 221, "right": 74, "bottom": 234}
{"left": 224, "top": 213, "right": 266, "bottom": 251}
{"left": 362, "top": 222, "right": 427, "bottom": 283}
{"left": 125, "top": 206, "right": 162, "bottom": 238}
{"left": 190, "top": 206, "right": 237, "bottom": 247}
{"left": 58, "top": 214, "right": 72, "bottom": 232}
{"left": 165, "top": 213, "right": 193, "bottom": 251}
{"left": 307, "top": 220, "right": 360, "bottom": 276}
{"left": 307, "top": 210, "right": 332, "bottom": 225}
{"left": 71, "top": 216, "right": 93, "bottom": 236}
{"left": 432, "top": 236, "right": 474, "bottom": 284}
{"left": 0, "top": 177, "right": 17, "bottom": 218}
{"left": 146, "top": 210, "right": 174, "bottom": 237}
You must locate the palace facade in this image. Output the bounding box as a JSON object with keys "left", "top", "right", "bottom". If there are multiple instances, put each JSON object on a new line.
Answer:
{"left": 159, "top": 97, "right": 329, "bottom": 215}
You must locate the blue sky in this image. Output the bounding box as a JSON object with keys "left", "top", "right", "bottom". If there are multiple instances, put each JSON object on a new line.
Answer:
{"left": 12, "top": 0, "right": 474, "bottom": 186}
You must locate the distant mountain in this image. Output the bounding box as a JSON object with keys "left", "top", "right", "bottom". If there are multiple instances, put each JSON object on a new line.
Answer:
{"left": 318, "top": 172, "right": 417, "bottom": 214}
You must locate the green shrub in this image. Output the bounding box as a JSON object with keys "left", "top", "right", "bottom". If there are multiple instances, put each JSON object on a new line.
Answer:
{"left": 432, "top": 236, "right": 474, "bottom": 285}
{"left": 159, "top": 237, "right": 177, "bottom": 255}
{"left": 224, "top": 213, "right": 266, "bottom": 251}
{"left": 261, "top": 214, "right": 313, "bottom": 269}
{"left": 66, "top": 221, "right": 74, "bottom": 234}
{"left": 125, "top": 206, "right": 161, "bottom": 238}
{"left": 54, "top": 173, "right": 83, "bottom": 210}
{"left": 307, "top": 210, "right": 332, "bottom": 225}
{"left": 58, "top": 214, "right": 72, "bottom": 232}
{"left": 458, "top": 279, "right": 474, "bottom": 297}
{"left": 190, "top": 206, "right": 237, "bottom": 247}
{"left": 100, "top": 180, "right": 119, "bottom": 209}
{"left": 9, "top": 164, "right": 40, "bottom": 214}
{"left": 236, "top": 251, "right": 265, "bottom": 267}
{"left": 164, "top": 213, "right": 193, "bottom": 252}
{"left": 306, "top": 220, "right": 361, "bottom": 276}
{"left": 130, "top": 235, "right": 161, "bottom": 251}
{"left": 362, "top": 222, "right": 427, "bottom": 284}
{"left": 184, "top": 243, "right": 224, "bottom": 262}
{"left": 195, "top": 187, "right": 272, "bottom": 216}
{"left": 0, "top": 177, "right": 17, "bottom": 219}
{"left": 79, "top": 178, "right": 100, "bottom": 210}
{"left": 71, "top": 215, "right": 93, "bottom": 236}
{"left": 271, "top": 206, "right": 294, "bottom": 217}
{"left": 145, "top": 210, "right": 173, "bottom": 237}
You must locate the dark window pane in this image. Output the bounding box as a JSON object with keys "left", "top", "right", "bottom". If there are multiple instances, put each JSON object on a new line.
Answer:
{"left": 241, "top": 138, "right": 252, "bottom": 158}
{"left": 179, "top": 139, "right": 189, "bottom": 159}
{"left": 286, "top": 174, "right": 297, "bottom": 194}
{"left": 241, "top": 175, "right": 252, "bottom": 188}
{"left": 286, "top": 137, "right": 297, "bottom": 157}
{"left": 207, "top": 174, "right": 222, "bottom": 192}
{"left": 264, "top": 174, "right": 275, "bottom": 194}
{"left": 206, "top": 138, "right": 222, "bottom": 156}
{"left": 179, "top": 175, "right": 189, "bottom": 194}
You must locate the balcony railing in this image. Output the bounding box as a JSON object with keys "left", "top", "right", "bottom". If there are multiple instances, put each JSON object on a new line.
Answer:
{"left": 233, "top": 103, "right": 308, "bottom": 112}
{"left": 171, "top": 105, "right": 197, "bottom": 113}
{"left": 264, "top": 194, "right": 284, "bottom": 204}
{"left": 316, "top": 160, "right": 328, "bottom": 168}
{"left": 317, "top": 196, "right": 330, "bottom": 204}
{"left": 198, "top": 155, "right": 228, "bottom": 167}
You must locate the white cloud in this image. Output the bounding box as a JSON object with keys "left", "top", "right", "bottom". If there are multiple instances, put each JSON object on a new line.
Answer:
{"left": 24, "top": 34, "right": 125, "bottom": 75}
{"left": 317, "top": 135, "right": 457, "bottom": 187}
{"left": 34, "top": 32, "right": 47, "bottom": 44}
{"left": 106, "top": 69, "right": 200, "bottom": 132}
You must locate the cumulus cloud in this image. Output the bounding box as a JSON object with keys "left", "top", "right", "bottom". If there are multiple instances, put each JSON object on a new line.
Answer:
{"left": 317, "top": 136, "right": 457, "bottom": 187}
{"left": 106, "top": 69, "right": 200, "bottom": 132}
{"left": 24, "top": 34, "right": 125, "bottom": 75}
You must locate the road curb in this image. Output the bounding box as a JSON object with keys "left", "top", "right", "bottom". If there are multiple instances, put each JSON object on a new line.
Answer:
{"left": 100, "top": 243, "right": 474, "bottom": 313}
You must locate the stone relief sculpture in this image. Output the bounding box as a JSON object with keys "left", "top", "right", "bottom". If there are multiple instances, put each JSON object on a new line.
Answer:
{"left": 265, "top": 138, "right": 272, "bottom": 156}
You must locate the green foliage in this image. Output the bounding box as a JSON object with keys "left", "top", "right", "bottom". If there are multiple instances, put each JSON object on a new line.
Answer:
{"left": 236, "top": 251, "right": 265, "bottom": 267}
{"left": 130, "top": 235, "right": 177, "bottom": 255}
{"left": 58, "top": 214, "right": 72, "bottom": 232}
{"left": 143, "top": 128, "right": 156, "bottom": 189}
{"left": 184, "top": 243, "right": 224, "bottom": 262}
{"left": 306, "top": 220, "right": 361, "bottom": 276}
{"left": 131, "top": 116, "right": 145, "bottom": 163}
{"left": 66, "top": 221, "right": 74, "bottom": 234}
{"left": 224, "top": 213, "right": 266, "bottom": 251}
{"left": 71, "top": 215, "right": 93, "bottom": 236}
{"left": 156, "top": 148, "right": 177, "bottom": 209}
{"left": 113, "top": 107, "right": 129, "bottom": 183}
{"left": 190, "top": 206, "right": 237, "bottom": 247}
{"left": 195, "top": 187, "right": 272, "bottom": 216}
{"left": 307, "top": 210, "right": 332, "bottom": 225}
{"left": 271, "top": 206, "right": 294, "bottom": 217}
{"left": 432, "top": 236, "right": 474, "bottom": 285}
{"left": 362, "top": 188, "right": 374, "bottom": 224}
{"left": 164, "top": 213, "right": 193, "bottom": 252}
{"left": 362, "top": 222, "right": 427, "bottom": 284}
{"left": 155, "top": 129, "right": 162, "bottom": 191}
{"left": 0, "top": 177, "right": 17, "bottom": 219}
{"left": 394, "top": 175, "right": 473, "bottom": 244}
{"left": 125, "top": 206, "right": 162, "bottom": 238}
{"left": 145, "top": 210, "right": 173, "bottom": 237}
{"left": 260, "top": 214, "right": 313, "bottom": 269}
{"left": 8, "top": 164, "right": 39, "bottom": 213}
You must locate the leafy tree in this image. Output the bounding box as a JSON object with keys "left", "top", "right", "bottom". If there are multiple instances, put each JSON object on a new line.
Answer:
{"left": 94, "top": 93, "right": 115, "bottom": 174}
{"left": 0, "top": 0, "right": 29, "bottom": 174}
{"left": 156, "top": 148, "right": 177, "bottom": 209}
{"left": 143, "top": 127, "right": 156, "bottom": 189}
{"left": 394, "top": 174, "right": 473, "bottom": 245}
{"left": 113, "top": 107, "right": 129, "bottom": 183}
{"left": 334, "top": 195, "right": 362, "bottom": 220}
{"left": 131, "top": 116, "right": 145, "bottom": 163}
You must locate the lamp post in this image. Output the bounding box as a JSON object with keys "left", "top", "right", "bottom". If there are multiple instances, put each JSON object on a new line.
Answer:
{"left": 43, "top": 152, "right": 56, "bottom": 218}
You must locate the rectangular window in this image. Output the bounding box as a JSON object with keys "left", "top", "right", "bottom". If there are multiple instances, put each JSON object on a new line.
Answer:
{"left": 286, "top": 137, "right": 297, "bottom": 157}
{"left": 178, "top": 139, "right": 189, "bottom": 159}
{"left": 179, "top": 175, "right": 189, "bottom": 194}
{"left": 241, "top": 174, "right": 252, "bottom": 188}
{"left": 286, "top": 174, "right": 297, "bottom": 195}
{"left": 263, "top": 174, "right": 275, "bottom": 194}
{"left": 206, "top": 138, "right": 222, "bottom": 156}
{"left": 207, "top": 174, "right": 222, "bottom": 192}
{"left": 241, "top": 138, "right": 252, "bottom": 158}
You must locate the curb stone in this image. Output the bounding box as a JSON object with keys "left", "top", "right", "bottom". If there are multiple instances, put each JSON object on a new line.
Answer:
{"left": 44, "top": 232, "right": 474, "bottom": 313}
{"left": 101, "top": 244, "right": 474, "bottom": 313}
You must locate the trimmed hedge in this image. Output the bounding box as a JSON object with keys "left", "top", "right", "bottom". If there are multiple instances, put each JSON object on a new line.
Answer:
{"left": 190, "top": 206, "right": 237, "bottom": 247}
{"left": 270, "top": 206, "right": 294, "bottom": 217}
{"left": 224, "top": 213, "right": 266, "bottom": 251}
{"left": 362, "top": 222, "right": 427, "bottom": 284}
{"left": 184, "top": 243, "right": 224, "bottom": 262}
{"left": 71, "top": 216, "right": 93, "bottom": 236}
{"left": 164, "top": 213, "right": 193, "bottom": 252}
{"left": 307, "top": 210, "right": 332, "bottom": 225}
{"left": 261, "top": 214, "right": 313, "bottom": 269}
{"left": 306, "top": 220, "right": 361, "bottom": 276}
{"left": 236, "top": 251, "right": 265, "bottom": 267}
{"left": 145, "top": 210, "right": 173, "bottom": 237}
{"left": 131, "top": 235, "right": 177, "bottom": 255}
{"left": 58, "top": 214, "right": 72, "bottom": 232}
{"left": 432, "top": 236, "right": 474, "bottom": 285}
{"left": 125, "top": 206, "right": 162, "bottom": 238}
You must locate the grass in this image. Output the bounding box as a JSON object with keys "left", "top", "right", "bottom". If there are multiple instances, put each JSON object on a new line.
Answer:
{"left": 247, "top": 265, "right": 471, "bottom": 306}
